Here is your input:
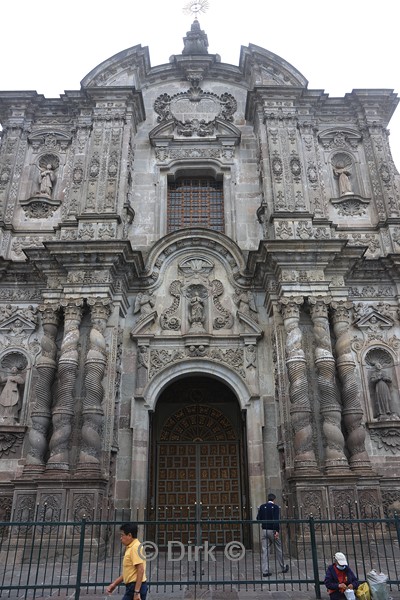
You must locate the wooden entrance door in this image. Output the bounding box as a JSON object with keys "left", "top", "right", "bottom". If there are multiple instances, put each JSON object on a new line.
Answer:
{"left": 155, "top": 404, "right": 243, "bottom": 546}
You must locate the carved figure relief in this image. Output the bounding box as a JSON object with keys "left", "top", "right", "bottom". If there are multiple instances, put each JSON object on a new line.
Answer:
{"left": 233, "top": 288, "right": 258, "bottom": 321}
{"left": 134, "top": 292, "right": 156, "bottom": 318}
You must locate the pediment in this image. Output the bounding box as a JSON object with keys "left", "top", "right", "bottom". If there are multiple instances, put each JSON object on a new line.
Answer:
{"left": 130, "top": 311, "right": 157, "bottom": 337}
{"left": 318, "top": 129, "right": 363, "bottom": 150}
{"left": 0, "top": 314, "right": 37, "bottom": 334}
{"left": 150, "top": 117, "right": 241, "bottom": 142}
{"left": 237, "top": 311, "right": 263, "bottom": 338}
{"left": 354, "top": 309, "right": 393, "bottom": 329}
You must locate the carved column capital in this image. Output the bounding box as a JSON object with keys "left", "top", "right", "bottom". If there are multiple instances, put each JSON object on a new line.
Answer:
{"left": 309, "top": 295, "right": 331, "bottom": 319}
{"left": 38, "top": 302, "right": 60, "bottom": 326}
{"left": 279, "top": 296, "right": 304, "bottom": 320}
{"left": 331, "top": 300, "right": 353, "bottom": 323}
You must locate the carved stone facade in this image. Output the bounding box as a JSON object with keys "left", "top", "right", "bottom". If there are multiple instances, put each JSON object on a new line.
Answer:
{"left": 0, "top": 20, "right": 400, "bottom": 522}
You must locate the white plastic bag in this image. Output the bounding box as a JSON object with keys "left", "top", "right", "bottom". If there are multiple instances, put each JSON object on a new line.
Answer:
{"left": 366, "top": 570, "right": 389, "bottom": 600}
{"left": 345, "top": 589, "right": 356, "bottom": 600}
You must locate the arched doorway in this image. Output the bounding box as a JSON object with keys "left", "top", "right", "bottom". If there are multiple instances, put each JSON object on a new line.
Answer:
{"left": 148, "top": 376, "right": 249, "bottom": 545}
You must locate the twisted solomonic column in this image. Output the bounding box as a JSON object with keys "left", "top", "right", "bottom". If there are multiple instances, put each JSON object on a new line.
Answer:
{"left": 77, "top": 298, "right": 111, "bottom": 474}
{"left": 309, "top": 296, "right": 349, "bottom": 474}
{"left": 25, "top": 303, "right": 60, "bottom": 474}
{"left": 331, "top": 301, "right": 372, "bottom": 472}
{"left": 47, "top": 300, "right": 83, "bottom": 472}
{"left": 280, "top": 297, "right": 318, "bottom": 473}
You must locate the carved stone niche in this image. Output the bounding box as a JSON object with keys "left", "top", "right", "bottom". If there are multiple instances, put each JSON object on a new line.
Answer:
{"left": 328, "top": 152, "right": 370, "bottom": 215}
{"left": 364, "top": 347, "right": 400, "bottom": 422}
{"left": 20, "top": 154, "right": 61, "bottom": 218}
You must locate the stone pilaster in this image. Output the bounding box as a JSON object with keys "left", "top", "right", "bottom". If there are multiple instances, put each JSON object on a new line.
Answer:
{"left": 280, "top": 296, "right": 318, "bottom": 473}
{"left": 309, "top": 296, "right": 349, "bottom": 474}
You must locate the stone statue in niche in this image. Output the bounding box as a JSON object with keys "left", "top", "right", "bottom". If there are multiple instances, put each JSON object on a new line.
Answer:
{"left": 370, "top": 362, "right": 400, "bottom": 421}
{"left": 38, "top": 164, "right": 56, "bottom": 197}
{"left": 189, "top": 295, "right": 205, "bottom": 328}
{"left": 0, "top": 367, "right": 25, "bottom": 423}
{"left": 186, "top": 284, "right": 207, "bottom": 333}
{"left": 332, "top": 154, "right": 353, "bottom": 196}
{"left": 333, "top": 162, "right": 353, "bottom": 196}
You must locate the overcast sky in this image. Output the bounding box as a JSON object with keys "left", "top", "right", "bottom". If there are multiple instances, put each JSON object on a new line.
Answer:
{"left": 1, "top": 0, "right": 399, "bottom": 169}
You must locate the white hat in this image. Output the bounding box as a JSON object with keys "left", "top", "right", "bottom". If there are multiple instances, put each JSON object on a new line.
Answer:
{"left": 334, "top": 552, "right": 348, "bottom": 566}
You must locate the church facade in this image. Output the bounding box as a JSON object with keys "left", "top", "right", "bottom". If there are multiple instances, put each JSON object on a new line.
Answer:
{"left": 1, "top": 20, "right": 400, "bottom": 526}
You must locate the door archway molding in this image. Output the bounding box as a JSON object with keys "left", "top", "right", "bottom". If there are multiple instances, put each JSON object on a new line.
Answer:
{"left": 136, "top": 358, "right": 256, "bottom": 410}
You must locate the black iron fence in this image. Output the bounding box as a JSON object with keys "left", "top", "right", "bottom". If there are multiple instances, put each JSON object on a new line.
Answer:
{"left": 1, "top": 513, "right": 399, "bottom": 599}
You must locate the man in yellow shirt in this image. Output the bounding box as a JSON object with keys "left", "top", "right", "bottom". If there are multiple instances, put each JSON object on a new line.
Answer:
{"left": 106, "top": 523, "right": 148, "bottom": 600}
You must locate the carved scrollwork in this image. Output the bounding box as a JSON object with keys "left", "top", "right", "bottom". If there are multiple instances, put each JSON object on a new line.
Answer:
{"left": 211, "top": 280, "right": 233, "bottom": 329}
{"left": 160, "top": 280, "right": 182, "bottom": 331}
{"left": 154, "top": 87, "right": 237, "bottom": 137}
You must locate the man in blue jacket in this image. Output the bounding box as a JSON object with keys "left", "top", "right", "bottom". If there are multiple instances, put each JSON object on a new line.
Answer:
{"left": 257, "top": 493, "right": 289, "bottom": 577}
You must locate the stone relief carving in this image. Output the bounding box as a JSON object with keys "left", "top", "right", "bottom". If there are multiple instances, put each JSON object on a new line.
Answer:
{"left": 0, "top": 495, "right": 12, "bottom": 524}
{"left": 382, "top": 489, "right": 400, "bottom": 516}
{"left": 134, "top": 292, "right": 156, "bottom": 318}
{"left": 211, "top": 280, "right": 234, "bottom": 330}
{"left": 0, "top": 431, "right": 25, "bottom": 458}
{"left": 331, "top": 196, "right": 370, "bottom": 216}
{"left": 233, "top": 288, "right": 258, "bottom": 321}
{"left": 160, "top": 265, "right": 234, "bottom": 334}
{"left": 160, "top": 280, "right": 182, "bottom": 330}
{"left": 154, "top": 87, "right": 237, "bottom": 137}
{"left": 370, "top": 425, "right": 400, "bottom": 454}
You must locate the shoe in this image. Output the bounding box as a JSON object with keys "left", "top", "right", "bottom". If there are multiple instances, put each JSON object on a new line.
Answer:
{"left": 262, "top": 572, "right": 272, "bottom": 577}
{"left": 281, "top": 565, "right": 289, "bottom": 573}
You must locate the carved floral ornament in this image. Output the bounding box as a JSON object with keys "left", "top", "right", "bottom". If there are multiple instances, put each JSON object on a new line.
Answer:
{"left": 153, "top": 87, "right": 237, "bottom": 137}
